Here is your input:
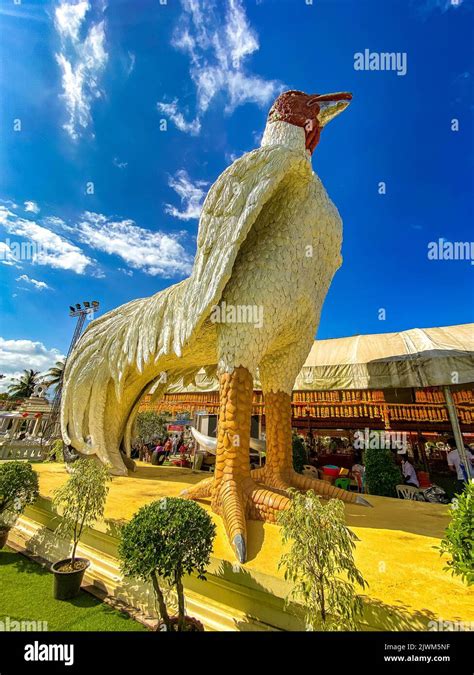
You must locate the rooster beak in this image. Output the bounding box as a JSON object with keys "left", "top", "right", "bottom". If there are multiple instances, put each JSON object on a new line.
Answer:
{"left": 309, "top": 92, "right": 352, "bottom": 127}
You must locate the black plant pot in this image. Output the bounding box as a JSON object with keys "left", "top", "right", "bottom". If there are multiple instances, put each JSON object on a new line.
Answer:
{"left": 157, "top": 616, "right": 205, "bottom": 632}
{"left": 0, "top": 526, "right": 10, "bottom": 550}
{"left": 51, "top": 558, "right": 90, "bottom": 600}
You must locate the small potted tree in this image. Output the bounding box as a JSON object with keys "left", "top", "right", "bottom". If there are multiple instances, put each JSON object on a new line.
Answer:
{"left": 0, "top": 461, "right": 39, "bottom": 549}
{"left": 278, "top": 489, "right": 368, "bottom": 630}
{"left": 119, "top": 498, "right": 216, "bottom": 631}
{"left": 51, "top": 458, "right": 110, "bottom": 600}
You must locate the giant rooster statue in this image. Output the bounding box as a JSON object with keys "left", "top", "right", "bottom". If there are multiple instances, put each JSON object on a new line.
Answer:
{"left": 61, "top": 89, "right": 370, "bottom": 563}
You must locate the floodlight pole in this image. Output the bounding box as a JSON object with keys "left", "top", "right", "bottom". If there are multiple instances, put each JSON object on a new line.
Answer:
{"left": 42, "top": 301, "right": 100, "bottom": 445}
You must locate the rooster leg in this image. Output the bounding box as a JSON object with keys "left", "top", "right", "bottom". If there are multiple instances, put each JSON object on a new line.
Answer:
{"left": 252, "top": 390, "right": 371, "bottom": 506}
{"left": 181, "top": 367, "right": 289, "bottom": 562}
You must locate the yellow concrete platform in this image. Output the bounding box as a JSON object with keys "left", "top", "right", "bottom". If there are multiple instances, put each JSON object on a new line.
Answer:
{"left": 8, "top": 462, "right": 473, "bottom": 631}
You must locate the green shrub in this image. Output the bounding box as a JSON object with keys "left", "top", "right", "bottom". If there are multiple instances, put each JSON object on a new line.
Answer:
{"left": 364, "top": 446, "right": 401, "bottom": 497}
{"left": 292, "top": 433, "right": 307, "bottom": 474}
{"left": 119, "top": 498, "right": 216, "bottom": 631}
{"left": 278, "top": 490, "right": 367, "bottom": 630}
{"left": 0, "top": 461, "right": 39, "bottom": 527}
{"left": 438, "top": 482, "right": 474, "bottom": 586}
{"left": 53, "top": 459, "right": 110, "bottom": 568}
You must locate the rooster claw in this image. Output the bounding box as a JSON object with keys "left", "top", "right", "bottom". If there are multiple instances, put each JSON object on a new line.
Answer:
{"left": 355, "top": 495, "right": 373, "bottom": 507}
{"left": 233, "top": 534, "right": 246, "bottom": 564}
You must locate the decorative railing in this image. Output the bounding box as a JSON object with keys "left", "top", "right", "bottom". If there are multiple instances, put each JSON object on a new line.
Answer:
{"left": 0, "top": 399, "right": 24, "bottom": 411}
{"left": 415, "top": 389, "right": 474, "bottom": 405}
{"left": 140, "top": 392, "right": 474, "bottom": 427}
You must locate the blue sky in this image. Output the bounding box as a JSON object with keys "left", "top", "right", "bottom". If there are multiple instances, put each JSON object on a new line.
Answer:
{"left": 0, "top": 0, "right": 472, "bottom": 389}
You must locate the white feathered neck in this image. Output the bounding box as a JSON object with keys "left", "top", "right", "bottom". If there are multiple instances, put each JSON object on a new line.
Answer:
{"left": 260, "top": 120, "right": 310, "bottom": 159}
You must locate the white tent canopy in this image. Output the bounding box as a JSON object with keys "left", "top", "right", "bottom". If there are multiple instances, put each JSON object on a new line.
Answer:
{"left": 294, "top": 324, "right": 474, "bottom": 391}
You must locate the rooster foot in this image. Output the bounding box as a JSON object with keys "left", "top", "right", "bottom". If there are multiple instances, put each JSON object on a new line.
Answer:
{"left": 182, "top": 474, "right": 289, "bottom": 563}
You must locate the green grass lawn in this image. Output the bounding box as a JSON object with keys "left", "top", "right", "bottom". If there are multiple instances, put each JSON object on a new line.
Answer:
{"left": 0, "top": 548, "right": 148, "bottom": 631}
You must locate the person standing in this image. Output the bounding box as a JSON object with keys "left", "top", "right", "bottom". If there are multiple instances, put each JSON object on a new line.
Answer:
{"left": 172, "top": 435, "right": 179, "bottom": 454}
{"left": 163, "top": 437, "right": 172, "bottom": 459}
{"left": 446, "top": 437, "right": 474, "bottom": 493}
{"left": 351, "top": 452, "right": 365, "bottom": 492}
{"left": 151, "top": 441, "right": 165, "bottom": 466}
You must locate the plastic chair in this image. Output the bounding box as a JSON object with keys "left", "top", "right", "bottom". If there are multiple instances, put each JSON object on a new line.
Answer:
{"left": 334, "top": 477, "right": 351, "bottom": 491}
{"left": 303, "top": 465, "right": 319, "bottom": 479}
{"left": 396, "top": 484, "right": 419, "bottom": 500}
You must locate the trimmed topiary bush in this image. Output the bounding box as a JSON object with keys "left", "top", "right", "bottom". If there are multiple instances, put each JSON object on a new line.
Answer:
{"left": 119, "top": 498, "right": 216, "bottom": 631}
{"left": 364, "top": 446, "right": 402, "bottom": 497}
{"left": 0, "top": 461, "right": 39, "bottom": 529}
{"left": 438, "top": 481, "right": 474, "bottom": 586}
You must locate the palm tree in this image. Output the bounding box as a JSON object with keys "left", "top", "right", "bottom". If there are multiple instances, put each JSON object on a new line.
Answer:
{"left": 43, "top": 360, "right": 65, "bottom": 392}
{"left": 7, "top": 369, "right": 40, "bottom": 399}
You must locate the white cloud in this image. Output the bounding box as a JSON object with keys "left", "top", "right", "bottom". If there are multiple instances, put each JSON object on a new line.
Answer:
{"left": 156, "top": 100, "right": 201, "bottom": 135}
{"left": 0, "top": 198, "right": 19, "bottom": 209}
{"left": 55, "top": 1, "right": 108, "bottom": 140}
{"left": 165, "top": 170, "right": 207, "bottom": 221}
{"left": 42, "top": 215, "right": 71, "bottom": 230}
{"left": 16, "top": 274, "right": 51, "bottom": 291}
{"left": 76, "top": 211, "right": 193, "bottom": 277}
{"left": 0, "top": 338, "right": 65, "bottom": 393}
{"left": 225, "top": 0, "right": 259, "bottom": 66}
{"left": 126, "top": 51, "right": 135, "bottom": 76}
{"left": 252, "top": 128, "right": 263, "bottom": 145}
{"left": 0, "top": 241, "right": 21, "bottom": 267}
{"left": 24, "top": 201, "right": 40, "bottom": 214}
{"left": 414, "top": 0, "right": 466, "bottom": 14}
{"left": 158, "top": 0, "right": 283, "bottom": 134}
{"left": 54, "top": 0, "right": 89, "bottom": 42}
{"left": 113, "top": 157, "right": 128, "bottom": 169}
{"left": 0, "top": 201, "right": 196, "bottom": 279}
{"left": 0, "top": 206, "right": 94, "bottom": 274}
